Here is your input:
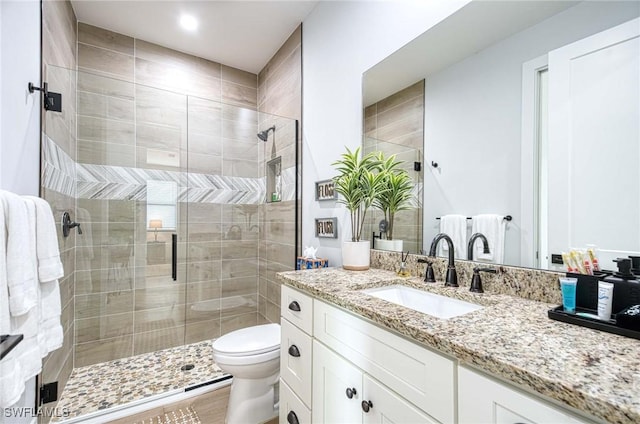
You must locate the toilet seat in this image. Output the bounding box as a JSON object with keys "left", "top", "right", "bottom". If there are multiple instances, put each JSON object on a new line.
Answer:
{"left": 213, "top": 347, "right": 280, "bottom": 366}
{"left": 212, "top": 323, "right": 280, "bottom": 359}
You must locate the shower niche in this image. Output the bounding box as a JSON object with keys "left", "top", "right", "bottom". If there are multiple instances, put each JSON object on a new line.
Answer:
{"left": 266, "top": 156, "right": 282, "bottom": 203}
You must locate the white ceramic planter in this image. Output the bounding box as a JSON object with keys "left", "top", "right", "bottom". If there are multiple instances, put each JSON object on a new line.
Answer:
{"left": 374, "top": 239, "right": 404, "bottom": 252}
{"left": 342, "top": 241, "right": 371, "bottom": 271}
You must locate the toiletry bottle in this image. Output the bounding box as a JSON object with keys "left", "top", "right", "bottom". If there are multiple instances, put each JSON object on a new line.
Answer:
{"left": 604, "top": 258, "right": 640, "bottom": 313}
{"left": 629, "top": 255, "right": 640, "bottom": 277}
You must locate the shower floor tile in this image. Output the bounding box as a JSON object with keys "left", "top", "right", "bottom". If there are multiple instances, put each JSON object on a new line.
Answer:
{"left": 53, "top": 340, "right": 226, "bottom": 422}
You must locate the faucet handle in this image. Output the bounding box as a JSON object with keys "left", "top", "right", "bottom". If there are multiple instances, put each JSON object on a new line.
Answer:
{"left": 417, "top": 258, "right": 436, "bottom": 283}
{"left": 470, "top": 267, "right": 497, "bottom": 293}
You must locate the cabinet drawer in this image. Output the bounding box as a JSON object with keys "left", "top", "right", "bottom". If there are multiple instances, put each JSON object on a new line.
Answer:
{"left": 281, "top": 286, "right": 313, "bottom": 335}
{"left": 280, "top": 318, "right": 312, "bottom": 407}
{"left": 459, "top": 366, "right": 593, "bottom": 424}
{"left": 279, "top": 380, "right": 311, "bottom": 424}
{"left": 314, "top": 300, "right": 455, "bottom": 424}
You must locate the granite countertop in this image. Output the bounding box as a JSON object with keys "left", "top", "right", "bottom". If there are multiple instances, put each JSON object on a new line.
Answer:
{"left": 277, "top": 267, "right": 640, "bottom": 424}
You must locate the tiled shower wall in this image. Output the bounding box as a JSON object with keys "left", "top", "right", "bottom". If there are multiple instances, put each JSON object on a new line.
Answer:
{"left": 257, "top": 25, "right": 303, "bottom": 324}
{"left": 72, "top": 23, "right": 265, "bottom": 367}
{"left": 40, "top": 0, "right": 77, "bottom": 407}
{"left": 363, "top": 80, "right": 425, "bottom": 253}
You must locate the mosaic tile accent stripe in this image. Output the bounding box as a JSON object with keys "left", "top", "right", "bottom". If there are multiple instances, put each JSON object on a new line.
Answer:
{"left": 43, "top": 136, "right": 302, "bottom": 205}
{"left": 42, "top": 134, "right": 76, "bottom": 197}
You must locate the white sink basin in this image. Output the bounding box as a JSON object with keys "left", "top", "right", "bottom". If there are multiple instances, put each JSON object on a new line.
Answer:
{"left": 360, "top": 285, "right": 483, "bottom": 319}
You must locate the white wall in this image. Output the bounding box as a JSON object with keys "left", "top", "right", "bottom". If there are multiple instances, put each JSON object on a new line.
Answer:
{"left": 302, "top": 0, "right": 469, "bottom": 266}
{"left": 0, "top": 0, "right": 41, "bottom": 196}
{"left": 422, "top": 1, "right": 639, "bottom": 266}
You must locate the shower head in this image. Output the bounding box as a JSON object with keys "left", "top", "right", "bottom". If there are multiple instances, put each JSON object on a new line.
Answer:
{"left": 257, "top": 126, "right": 275, "bottom": 142}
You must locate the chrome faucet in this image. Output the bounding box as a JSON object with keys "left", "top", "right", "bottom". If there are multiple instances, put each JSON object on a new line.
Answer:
{"left": 467, "top": 233, "right": 490, "bottom": 260}
{"left": 428, "top": 233, "right": 458, "bottom": 287}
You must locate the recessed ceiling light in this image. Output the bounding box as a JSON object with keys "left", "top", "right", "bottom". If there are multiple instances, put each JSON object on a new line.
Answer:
{"left": 180, "top": 14, "right": 198, "bottom": 32}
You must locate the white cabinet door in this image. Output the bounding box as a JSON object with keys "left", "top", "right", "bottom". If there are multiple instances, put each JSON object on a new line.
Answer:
{"left": 362, "top": 374, "right": 440, "bottom": 424}
{"left": 459, "top": 366, "right": 591, "bottom": 424}
{"left": 312, "top": 341, "right": 363, "bottom": 424}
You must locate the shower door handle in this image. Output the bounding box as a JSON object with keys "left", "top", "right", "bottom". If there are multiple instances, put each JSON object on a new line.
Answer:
{"left": 171, "top": 234, "right": 177, "bottom": 281}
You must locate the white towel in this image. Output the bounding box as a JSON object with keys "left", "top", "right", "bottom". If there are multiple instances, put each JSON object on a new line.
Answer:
{"left": 0, "top": 191, "right": 37, "bottom": 316}
{"left": 0, "top": 347, "right": 25, "bottom": 408}
{"left": 439, "top": 214, "right": 467, "bottom": 259}
{"left": 23, "top": 196, "right": 64, "bottom": 283}
{"left": 0, "top": 196, "right": 24, "bottom": 409}
{"left": 471, "top": 214, "right": 507, "bottom": 263}
{"left": 10, "top": 199, "right": 44, "bottom": 380}
{"left": 23, "top": 197, "right": 64, "bottom": 355}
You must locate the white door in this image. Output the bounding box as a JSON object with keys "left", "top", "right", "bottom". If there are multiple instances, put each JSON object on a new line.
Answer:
{"left": 362, "top": 374, "right": 438, "bottom": 424}
{"left": 312, "top": 341, "right": 363, "bottom": 424}
{"left": 546, "top": 17, "right": 640, "bottom": 268}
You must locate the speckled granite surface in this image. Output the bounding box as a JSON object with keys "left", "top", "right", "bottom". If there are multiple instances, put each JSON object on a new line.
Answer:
{"left": 277, "top": 267, "right": 640, "bottom": 424}
{"left": 53, "top": 341, "right": 225, "bottom": 422}
{"left": 372, "top": 250, "right": 564, "bottom": 304}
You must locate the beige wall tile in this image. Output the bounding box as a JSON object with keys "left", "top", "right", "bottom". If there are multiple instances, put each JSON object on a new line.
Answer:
{"left": 135, "top": 58, "right": 221, "bottom": 101}
{"left": 75, "top": 335, "right": 133, "bottom": 367}
{"left": 133, "top": 327, "right": 184, "bottom": 355}
{"left": 135, "top": 39, "right": 222, "bottom": 78}
{"left": 186, "top": 279, "right": 222, "bottom": 303}
{"left": 76, "top": 312, "right": 134, "bottom": 343}
{"left": 221, "top": 312, "right": 258, "bottom": 335}
{"left": 78, "top": 23, "right": 134, "bottom": 55}
{"left": 221, "top": 276, "right": 258, "bottom": 298}
{"left": 135, "top": 285, "right": 186, "bottom": 311}
{"left": 42, "top": 0, "right": 77, "bottom": 69}
{"left": 78, "top": 139, "right": 136, "bottom": 167}
{"left": 221, "top": 259, "right": 258, "bottom": 279}
{"left": 134, "top": 305, "right": 186, "bottom": 333}
{"left": 376, "top": 80, "right": 424, "bottom": 114}
{"left": 221, "top": 81, "right": 257, "bottom": 109}
{"left": 222, "top": 159, "right": 260, "bottom": 178}
{"left": 221, "top": 65, "right": 257, "bottom": 89}
{"left": 78, "top": 91, "right": 135, "bottom": 122}
{"left": 185, "top": 318, "right": 221, "bottom": 343}
{"left": 186, "top": 151, "right": 222, "bottom": 175}
{"left": 76, "top": 290, "right": 134, "bottom": 319}
{"left": 78, "top": 43, "right": 134, "bottom": 81}
{"left": 78, "top": 115, "right": 135, "bottom": 145}
{"left": 221, "top": 294, "right": 257, "bottom": 318}
{"left": 78, "top": 71, "right": 135, "bottom": 100}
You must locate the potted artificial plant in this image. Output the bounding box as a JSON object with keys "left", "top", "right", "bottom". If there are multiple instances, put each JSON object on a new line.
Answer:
{"left": 373, "top": 153, "right": 414, "bottom": 252}
{"left": 332, "top": 146, "right": 386, "bottom": 270}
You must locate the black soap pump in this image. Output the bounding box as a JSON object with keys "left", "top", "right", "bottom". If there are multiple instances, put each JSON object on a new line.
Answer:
{"left": 629, "top": 256, "right": 640, "bottom": 277}
{"left": 604, "top": 258, "right": 640, "bottom": 313}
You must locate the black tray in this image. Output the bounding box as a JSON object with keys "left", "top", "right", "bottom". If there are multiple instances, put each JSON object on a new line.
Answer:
{"left": 548, "top": 306, "right": 640, "bottom": 340}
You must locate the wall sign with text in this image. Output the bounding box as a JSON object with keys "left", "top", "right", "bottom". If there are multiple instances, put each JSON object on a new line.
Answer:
{"left": 315, "top": 217, "right": 338, "bottom": 238}
{"left": 315, "top": 179, "right": 337, "bottom": 201}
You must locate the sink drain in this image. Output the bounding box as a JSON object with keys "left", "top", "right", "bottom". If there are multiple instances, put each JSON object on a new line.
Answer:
{"left": 181, "top": 364, "right": 195, "bottom": 371}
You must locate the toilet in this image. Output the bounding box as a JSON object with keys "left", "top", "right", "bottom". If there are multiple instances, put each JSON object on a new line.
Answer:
{"left": 212, "top": 323, "right": 281, "bottom": 424}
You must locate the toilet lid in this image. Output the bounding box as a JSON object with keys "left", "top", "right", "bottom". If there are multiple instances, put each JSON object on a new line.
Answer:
{"left": 212, "top": 323, "right": 281, "bottom": 356}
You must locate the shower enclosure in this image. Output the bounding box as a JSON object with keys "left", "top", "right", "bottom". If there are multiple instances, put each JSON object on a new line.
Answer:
{"left": 40, "top": 64, "right": 298, "bottom": 421}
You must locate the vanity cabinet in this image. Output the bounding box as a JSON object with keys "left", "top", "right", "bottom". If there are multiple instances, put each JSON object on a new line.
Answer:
{"left": 458, "top": 366, "right": 592, "bottom": 424}
{"left": 280, "top": 285, "right": 597, "bottom": 424}
{"left": 313, "top": 340, "right": 437, "bottom": 424}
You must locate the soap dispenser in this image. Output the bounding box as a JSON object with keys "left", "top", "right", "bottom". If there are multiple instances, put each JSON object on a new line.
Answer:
{"left": 604, "top": 258, "right": 640, "bottom": 313}
{"left": 630, "top": 256, "right": 640, "bottom": 277}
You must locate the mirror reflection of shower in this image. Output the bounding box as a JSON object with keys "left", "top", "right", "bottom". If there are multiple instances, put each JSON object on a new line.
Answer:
{"left": 257, "top": 125, "right": 275, "bottom": 141}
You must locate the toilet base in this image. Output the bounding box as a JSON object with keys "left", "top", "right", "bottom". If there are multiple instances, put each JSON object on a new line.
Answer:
{"left": 226, "top": 374, "right": 279, "bottom": 424}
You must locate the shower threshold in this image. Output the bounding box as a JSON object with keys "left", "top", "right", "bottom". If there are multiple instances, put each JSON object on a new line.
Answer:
{"left": 53, "top": 340, "right": 229, "bottom": 423}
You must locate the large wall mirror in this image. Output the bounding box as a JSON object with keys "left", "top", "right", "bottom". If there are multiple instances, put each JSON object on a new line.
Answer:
{"left": 363, "top": 0, "right": 639, "bottom": 271}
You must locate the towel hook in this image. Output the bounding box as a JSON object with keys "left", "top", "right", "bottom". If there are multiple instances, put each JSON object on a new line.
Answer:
{"left": 62, "top": 211, "right": 82, "bottom": 237}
